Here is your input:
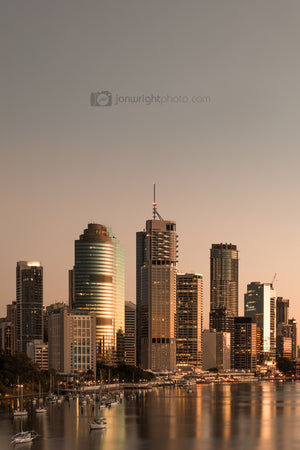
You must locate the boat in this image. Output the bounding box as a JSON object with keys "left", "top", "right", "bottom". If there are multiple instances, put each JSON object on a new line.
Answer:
{"left": 11, "top": 430, "right": 38, "bottom": 444}
{"left": 89, "top": 417, "right": 107, "bottom": 430}
{"left": 36, "top": 382, "right": 47, "bottom": 414}
{"left": 13, "top": 382, "right": 28, "bottom": 418}
{"left": 89, "top": 398, "right": 107, "bottom": 430}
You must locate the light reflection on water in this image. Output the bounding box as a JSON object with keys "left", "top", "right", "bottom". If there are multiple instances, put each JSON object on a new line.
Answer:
{"left": 1, "top": 382, "right": 300, "bottom": 450}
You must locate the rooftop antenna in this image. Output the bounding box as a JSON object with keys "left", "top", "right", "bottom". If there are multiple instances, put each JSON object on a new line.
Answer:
{"left": 152, "top": 183, "right": 164, "bottom": 220}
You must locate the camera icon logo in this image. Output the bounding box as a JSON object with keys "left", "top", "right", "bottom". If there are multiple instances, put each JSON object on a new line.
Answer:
{"left": 90, "top": 91, "right": 112, "bottom": 106}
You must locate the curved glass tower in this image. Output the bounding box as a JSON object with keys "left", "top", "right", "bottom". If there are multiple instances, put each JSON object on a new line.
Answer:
{"left": 73, "top": 223, "right": 125, "bottom": 362}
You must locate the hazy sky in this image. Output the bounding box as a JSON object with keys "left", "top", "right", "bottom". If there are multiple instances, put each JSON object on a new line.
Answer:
{"left": 1, "top": 1, "right": 300, "bottom": 330}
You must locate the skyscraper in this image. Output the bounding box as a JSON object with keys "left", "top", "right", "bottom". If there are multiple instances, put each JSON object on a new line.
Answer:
{"left": 210, "top": 243, "right": 239, "bottom": 316}
{"left": 137, "top": 194, "right": 178, "bottom": 371}
{"left": 233, "top": 316, "right": 257, "bottom": 371}
{"left": 244, "top": 282, "right": 276, "bottom": 361}
{"left": 73, "top": 223, "right": 125, "bottom": 362}
{"left": 125, "top": 301, "right": 136, "bottom": 366}
{"left": 16, "top": 261, "right": 43, "bottom": 353}
{"left": 276, "top": 297, "right": 289, "bottom": 324}
{"left": 176, "top": 273, "right": 203, "bottom": 367}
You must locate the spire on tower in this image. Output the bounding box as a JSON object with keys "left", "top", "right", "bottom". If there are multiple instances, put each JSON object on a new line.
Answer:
{"left": 152, "top": 183, "right": 164, "bottom": 220}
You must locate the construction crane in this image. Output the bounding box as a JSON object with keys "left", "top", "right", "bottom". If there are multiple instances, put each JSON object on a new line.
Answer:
{"left": 271, "top": 273, "right": 277, "bottom": 288}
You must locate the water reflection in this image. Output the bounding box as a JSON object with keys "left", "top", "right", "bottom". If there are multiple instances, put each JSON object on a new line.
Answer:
{"left": 2, "top": 383, "right": 300, "bottom": 449}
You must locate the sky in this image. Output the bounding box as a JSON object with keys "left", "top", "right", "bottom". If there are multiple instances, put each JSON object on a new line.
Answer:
{"left": 1, "top": 1, "right": 300, "bottom": 330}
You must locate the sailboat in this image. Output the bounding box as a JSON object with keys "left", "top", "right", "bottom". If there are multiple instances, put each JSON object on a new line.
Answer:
{"left": 89, "top": 399, "right": 107, "bottom": 430}
{"left": 36, "top": 382, "right": 47, "bottom": 413}
{"left": 13, "top": 382, "right": 28, "bottom": 417}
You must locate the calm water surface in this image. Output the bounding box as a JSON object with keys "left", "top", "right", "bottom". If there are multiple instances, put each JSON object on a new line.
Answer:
{"left": 1, "top": 382, "right": 300, "bottom": 450}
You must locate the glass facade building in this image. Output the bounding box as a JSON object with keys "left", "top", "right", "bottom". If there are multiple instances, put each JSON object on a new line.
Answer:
{"left": 210, "top": 243, "right": 238, "bottom": 316}
{"left": 73, "top": 223, "right": 125, "bottom": 362}
{"left": 244, "top": 282, "right": 276, "bottom": 361}
{"left": 16, "top": 261, "right": 43, "bottom": 353}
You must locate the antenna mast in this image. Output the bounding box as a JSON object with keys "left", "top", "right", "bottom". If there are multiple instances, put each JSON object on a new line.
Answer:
{"left": 152, "top": 183, "right": 164, "bottom": 220}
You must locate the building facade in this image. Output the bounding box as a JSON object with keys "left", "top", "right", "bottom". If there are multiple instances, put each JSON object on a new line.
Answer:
{"left": 27, "top": 340, "right": 48, "bottom": 370}
{"left": 16, "top": 261, "right": 43, "bottom": 353}
{"left": 137, "top": 213, "right": 178, "bottom": 371}
{"left": 202, "top": 330, "right": 231, "bottom": 371}
{"left": 244, "top": 282, "right": 276, "bottom": 361}
{"left": 176, "top": 273, "right": 203, "bottom": 367}
{"left": 210, "top": 243, "right": 238, "bottom": 316}
{"left": 125, "top": 301, "right": 136, "bottom": 366}
{"left": 48, "top": 306, "right": 96, "bottom": 375}
{"left": 233, "top": 316, "right": 257, "bottom": 371}
{"left": 73, "top": 223, "right": 125, "bottom": 363}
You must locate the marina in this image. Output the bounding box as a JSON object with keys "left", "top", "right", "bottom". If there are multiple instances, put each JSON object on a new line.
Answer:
{"left": 2, "top": 382, "right": 300, "bottom": 449}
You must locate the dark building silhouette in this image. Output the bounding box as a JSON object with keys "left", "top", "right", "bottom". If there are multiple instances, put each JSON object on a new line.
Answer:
{"left": 233, "top": 316, "right": 257, "bottom": 371}
{"left": 125, "top": 301, "right": 136, "bottom": 366}
{"left": 16, "top": 261, "right": 43, "bottom": 353}
{"left": 176, "top": 273, "right": 203, "bottom": 367}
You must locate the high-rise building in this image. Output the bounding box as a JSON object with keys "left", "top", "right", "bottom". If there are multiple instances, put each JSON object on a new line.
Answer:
{"left": 233, "top": 317, "right": 257, "bottom": 371}
{"left": 176, "top": 273, "right": 203, "bottom": 368}
{"left": 73, "top": 223, "right": 125, "bottom": 363}
{"left": 125, "top": 301, "right": 136, "bottom": 366}
{"left": 137, "top": 196, "right": 178, "bottom": 371}
{"left": 48, "top": 306, "right": 96, "bottom": 374}
{"left": 210, "top": 243, "right": 238, "bottom": 316}
{"left": 288, "top": 318, "right": 297, "bottom": 360}
{"left": 276, "top": 297, "right": 289, "bottom": 324}
{"left": 202, "top": 330, "right": 231, "bottom": 371}
{"left": 244, "top": 282, "right": 276, "bottom": 361}
{"left": 16, "top": 261, "right": 43, "bottom": 353}
{"left": 209, "top": 307, "right": 234, "bottom": 368}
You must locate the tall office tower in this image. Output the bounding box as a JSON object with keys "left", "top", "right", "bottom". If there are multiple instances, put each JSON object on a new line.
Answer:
{"left": 176, "top": 273, "right": 203, "bottom": 368}
{"left": 276, "top": 297, "right": 289, "bottom": 324}
{"left": 288, "top": 318, "right": 297, "bottom": 360}
{"left": 16, "top": 261, "right": 43, "bottom": 353}
{"left": 137, "top": 193, "right": 178, "bottom": 371}
{"left": 210, "top": 243, "right": 239, "bottom": 317}
{"left": 73, "top": 223, "right": 125, "bottom": 362}
{"left": 233, "top": 317, "right": 257, "bottom": 371}
{"left": 48, "top": 306, "right": 96, "bottom": 374}
{"left": 244, "top": 282, "right": 276, "bottom": 361}
{"left": 125, "top": 301, "right": 136, "bottom": 366}
{"left": 136, "top": 231, "right": 145, "bottom": 368}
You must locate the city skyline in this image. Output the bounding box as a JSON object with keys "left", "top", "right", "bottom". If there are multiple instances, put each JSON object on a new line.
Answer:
{"left": 0, "top": 205, "right": 299, "bottom": 335}
{"left": 1, "top": 1, "right": 300, "bottom": 332}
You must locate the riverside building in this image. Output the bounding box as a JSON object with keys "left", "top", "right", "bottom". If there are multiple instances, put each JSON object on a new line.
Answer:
{"left": 244, "top": 282, "right": 276, "bottom": 362}
{"left": 176, "top": 273, "right": 203, "bottom": 368}
{"left": 72, "top": 223, "right": 125, "bottom": 363}
{"left": 210, "top": 243, "right": 238, "bottom": 317}
{"left": 16, "top": 261, "right": 43, "bottom": 353}
{"left": 136, "top": 190, "right": 178, "bottom": 371}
